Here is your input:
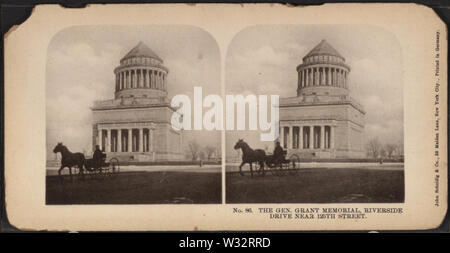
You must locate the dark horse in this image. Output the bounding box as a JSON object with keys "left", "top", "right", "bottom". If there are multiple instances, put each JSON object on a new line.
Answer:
{"left": 234, "top": 139, "right": 266, "bottom": 177}
{"left": 53, "top": 142, "right": 85, "bottom": 179}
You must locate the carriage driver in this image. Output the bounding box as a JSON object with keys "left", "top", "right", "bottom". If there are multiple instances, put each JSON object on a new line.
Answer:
{"left": 93, "top": 145, "right": 105, "bottom": 168}
{"left": 273, "top": 141, "right": 286, "bottom": 164}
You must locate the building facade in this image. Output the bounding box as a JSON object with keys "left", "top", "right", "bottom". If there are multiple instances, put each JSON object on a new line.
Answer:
{"left": 279, "top": 40, "right": 365, "bottom": 158}
{"left": 91, "top": 42, "right": 183, "bottom": 161}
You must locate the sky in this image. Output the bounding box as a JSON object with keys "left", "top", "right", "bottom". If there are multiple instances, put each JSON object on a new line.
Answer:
{"left": 46, "top": 25, "right": 221, "bottom": 160}
{"left": 224, "top": 25, "right": 404, "bottom": 159}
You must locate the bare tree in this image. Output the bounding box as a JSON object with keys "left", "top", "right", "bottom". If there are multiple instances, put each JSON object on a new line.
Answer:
{"left": 384, "top": 143, "right": 397, "bottom": 158}
{"left": 204, "top": 146, "right": 216, "bottom": 160}
{"left": 396, "top": 142, "right": 404, "bottom": 156}
{"left": 188, "top": 141, "right": 201, "bottom": 161}
{"left": 379, "top": 148, "right": 387, "bottom": 158}
{"left": 366, "top": 138, "right": 382, "bottom": 158}
{"left": 199, "top": 151, "right": 206, "bottom": 160}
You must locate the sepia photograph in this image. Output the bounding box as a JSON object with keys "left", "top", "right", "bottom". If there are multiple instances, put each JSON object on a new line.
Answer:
{"left": 45, "top": 26, "right": 222, "bottom": 204}
{"left": 225, "top": 25, "right": 405, "bottom": 203}
{"left": 3, "top": 4, "right": 446, "bottom": 231}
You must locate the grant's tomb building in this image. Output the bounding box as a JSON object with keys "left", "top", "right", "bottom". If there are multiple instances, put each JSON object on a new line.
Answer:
{"left": 279, "top": 40, "right": 365, "bottom": 158}
{"left": 91, "top": 42, "right": 183, "bottom": 161}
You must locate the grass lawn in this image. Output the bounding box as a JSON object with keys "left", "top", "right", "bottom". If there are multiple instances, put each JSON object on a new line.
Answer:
{"left": 46, "top": 171, "right": 221, "bottom": 204}
{"left": 226, "top": 168, "right": 404, "bottom": 203}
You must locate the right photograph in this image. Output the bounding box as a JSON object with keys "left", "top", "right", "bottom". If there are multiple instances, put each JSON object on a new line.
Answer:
{"left": 225, "top": 25, "right": 404, "bottom": 203}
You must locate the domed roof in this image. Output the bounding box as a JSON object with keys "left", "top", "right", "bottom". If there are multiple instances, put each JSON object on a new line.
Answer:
{"left": 121, "top": 41, "right": 163, "bottom": 62}
{"left": 304, "top": 39, "right": 344, "bottom": 59}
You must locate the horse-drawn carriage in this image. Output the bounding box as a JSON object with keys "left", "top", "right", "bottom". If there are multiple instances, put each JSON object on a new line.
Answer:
{"left": 234, "top": 139, "right": 301, "bottom": 177}
{"left": 53, "top": 143, "right": 120, "bottom": 179}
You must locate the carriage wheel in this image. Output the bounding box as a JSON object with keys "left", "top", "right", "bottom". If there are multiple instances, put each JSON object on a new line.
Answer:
{"left": 96, "top": 167, "right": 106, "bottom": 180}
{"left": 109, "top": 158, "right": 120, "bottom": 177}
{"left": 279, "top": 162, "right": 289, "bottom": 176}
{"left": 288, "top": 154, "right": 300, "bottom": 175}
{"left": 270, "top": 162, "right": 282, "bottom": 176}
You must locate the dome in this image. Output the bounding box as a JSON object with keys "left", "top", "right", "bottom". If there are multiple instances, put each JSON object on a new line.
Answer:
{"left": 296, "top": 40, "right": 350, "bottom": 97}
{"left": 114, "top": 42, "right": 168, "bottom": 99}
{"left": 121, "top": 41, "right": 163, "bottom": 62}
{"left": 303, "top": 39, "right": 344, "bottom": 60}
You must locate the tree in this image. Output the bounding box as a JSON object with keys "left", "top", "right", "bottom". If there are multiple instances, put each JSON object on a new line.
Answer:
{"left": 396, "top": 142, "right": 404, "bottom": 156}
{"left": 204, "top": 146, "right": 216, "bottom": 160}
{"left": 366, "top": 138, "right": 382, "bottom": 158}
{"left": 199, "top": 151, "right": 206, "bottom": 160}
{"left": 384, "top": 143, "right": 397, "bottom": 158}
{"left": 188, "top": 141, "right": 201, "bottom": 161}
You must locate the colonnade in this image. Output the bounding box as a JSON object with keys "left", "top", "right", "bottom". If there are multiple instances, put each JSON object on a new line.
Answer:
{"left": 98, "top": 127, "right": 154, "bottom": 153}
{"left": 298, "top": 66, "right": 348, "bottom": 88}
{"left": 280, "top": 125, "right": 334, "bottom": 150}
{"left": 115, "top": 69, "right": 167, "bottom": 92}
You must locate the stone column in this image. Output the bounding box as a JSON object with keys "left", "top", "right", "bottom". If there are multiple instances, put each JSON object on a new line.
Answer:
{"left": 128, "top": 129, "right": 132, "bottom": 152}
{"left": 143, "top": 129, "right": 147, "bottom": 152}
{"left": 305, "top": 69, "right": 309, "bottom": 87}
{"left": 129, "top": 70, "right": 132, "bottom": 88}
{"left": 150, "top": 128, "right": 154, "bottom": 152}
{"left": 127, "top": 70, "right": 131, "bottom": 88}
{"left": 117, "top": 72, "right": 120, "bottom": 90}
{"left": 130, "top": 70, "right": 134, "bottom": 88}
{"left": 330, "top": 68, "right": 334, "bottom": 86}
{"left": 280, "top": 125, "right": 284, "bottom": 148}
{"left": 330, "top": 126, "right": 335, "bottom": 149}
{"left": 134, "top": 69, "right": 138, "bottom": 88}
{"left": 335, "top": 69, "right": 338, "bottom": 86}
{"left": 139, "top": 69, "right": 143, "bottom": 88}
{"left": 301, "top": 71, "right": 304, "bottom": 88}
{"left": 309, "top": 68, "right": 313, "bottom": 86}
{"left": 150, "top": 70, "right": 154, "bottom": 88}
{"left": 309, "top": 126, "right": 314, "bottom": 149}
{"left": 106, "top": 129, "right": 111, "bottom": 152}
{"left": 139, "top": 128, "right": 143, "bottom": 152}
{"left": 146, "top": 70, "right": 150, "bottom": 88}
{"left": 320, "top": 68, "right": 324, "bottom": 85}
{"left": 299, "top": 126, "right": 303, "bottom": 149}
{"left": 329, "top": 69, "right": 332, "bottom": 86}
{"left": 338, "top": 69, "right": 342, "bottom": 87}
{"left": 122, "top": 72, "right": 125, "bottom": 89}
{"left": 339, "top": 69, "right": 342, "bottom": 87}
{"left": 316, "top": 68, "right": 319, "bottom": 85}
{"left": 98, "top": 129, "right": 102, "bottom": 150}
{"left": 320, "top": 125, "right": 325, "bottom": 149}
{"left": 336, "top": 69, "right": 339, "bottom": 87}
{"left": 158, "top": 72, "right": 162, "bottom": 89}
{"left": 288, "top": 126, "right": 293, "bottom": 149}
{"left": 117, "top": 129, "right": 122, "bottom": 152}
{"left": 119, "top": 73, "right": 122, "bottom": 90}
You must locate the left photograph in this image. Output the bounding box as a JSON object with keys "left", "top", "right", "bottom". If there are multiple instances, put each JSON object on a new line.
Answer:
{"left": 46, "top": 26, "right": 222, "bottom": 204}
